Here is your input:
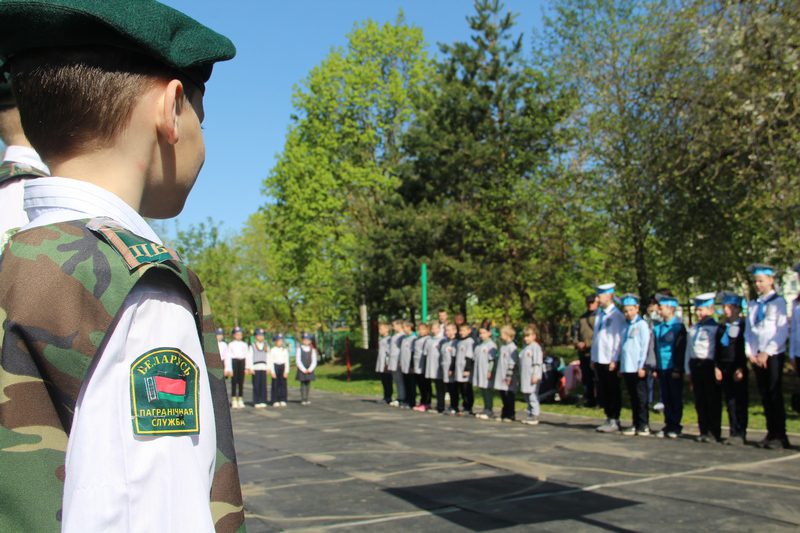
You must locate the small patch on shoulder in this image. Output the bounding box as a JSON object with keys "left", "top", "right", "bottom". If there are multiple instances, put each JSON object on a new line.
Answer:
{"left": 87, "top": 217, "right": 180, "bottom": 270}
{"left": 130, "top": 347, "right": 200, "bottom": 436}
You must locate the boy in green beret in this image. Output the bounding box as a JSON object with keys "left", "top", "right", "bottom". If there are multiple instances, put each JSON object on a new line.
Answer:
{"left": 0, "top": 1, "right": 244, "bottom": 531}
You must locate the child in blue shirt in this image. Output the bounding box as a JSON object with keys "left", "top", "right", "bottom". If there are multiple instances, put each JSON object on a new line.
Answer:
{"left": 653, "top": 292, "right": 687, "bottom": 438}
{"left": 619, "top": 294, "right": 652, "bottom": 436}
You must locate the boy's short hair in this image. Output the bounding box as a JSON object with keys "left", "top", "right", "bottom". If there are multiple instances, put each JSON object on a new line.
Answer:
{"left": 403, "top": 320, "right": 413, "bottom": 328}
{"left": 418, "top": 322, "right": 429, "bottom": 331}
{"left": 392, "top": 319, "right": 403, "bottom": 327}
{"left": 459, "top": 323, "right": 471, "bottom": 330}
{"left": 10, "top": 47, "right": 197, "bottom": 162}
{"left": 500, "top": 325, "right": 515, "bottom": 337}
{"left": 523, "top": 324, "right": 538, "bottom": 337}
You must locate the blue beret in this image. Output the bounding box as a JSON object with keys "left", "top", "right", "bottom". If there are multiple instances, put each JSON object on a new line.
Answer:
{"left": 214, "top": 327, "right": 223, "bottom": 335}
{"left": 793, "top": 262, "right": 800, "bottom": 274}
{"left": 273, "top": 333, "right": 284, "bottom": 341}
{"left": 0, "top": 0, "right": 235, "bottom": 89}
{"left": 302, "top": 333, "right": 313, "bottom": 340}
{"left": 254, "top": 328, "right": 265, "bottom": 336}
{"left": 747, "top": 263, "right": 775, "bottom": 277}
{"left": 620, "top": 293, "right": 639, "bottom": 307}
{"left": 232, "top": 326, "right": 242, "bottom": 334}
{"left": 718, "top": 291, "right": 743, "bottom": 307}
{"left": 656, "top": 293, "right": 678, "bottom": 308}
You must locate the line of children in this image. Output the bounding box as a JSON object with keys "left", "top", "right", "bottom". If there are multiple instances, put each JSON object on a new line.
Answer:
{"left": 218, "top": 328, "right": 322, "bottom": 408}
{"left": 373, "top": 261, "right": 795, "bottom": 449}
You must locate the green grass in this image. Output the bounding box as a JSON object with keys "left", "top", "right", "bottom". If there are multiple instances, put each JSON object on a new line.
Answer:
{"left": 311, "top": 356, "right": 800, "bottom": 434}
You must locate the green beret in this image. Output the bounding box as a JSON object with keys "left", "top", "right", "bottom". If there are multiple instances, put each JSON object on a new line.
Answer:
{"left": 0, "top": 0, "right": 235, "bottom": 88}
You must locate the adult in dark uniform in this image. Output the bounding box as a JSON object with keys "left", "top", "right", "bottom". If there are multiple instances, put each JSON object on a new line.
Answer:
{"left": 574, "top": 294, "right": 599, "bottom": 407}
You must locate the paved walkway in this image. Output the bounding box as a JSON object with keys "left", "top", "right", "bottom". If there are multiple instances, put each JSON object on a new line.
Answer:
{"left": 232, "top": 389, "right": 800, "bottom": 532}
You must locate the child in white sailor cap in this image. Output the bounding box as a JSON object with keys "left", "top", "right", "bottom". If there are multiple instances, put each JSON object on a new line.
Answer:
{"left": 591, "top": 283, "right": 626, "bottom": 433}
{"left": 745, "top": 264, "right": 789, "bottom": 449}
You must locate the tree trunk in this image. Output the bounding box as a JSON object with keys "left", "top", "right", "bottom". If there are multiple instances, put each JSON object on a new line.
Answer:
{"left": 517, "top": 286, "right": 535, "bottom": 323}
{"left": 632, "top": 225, "right": 650, "bottom": 303}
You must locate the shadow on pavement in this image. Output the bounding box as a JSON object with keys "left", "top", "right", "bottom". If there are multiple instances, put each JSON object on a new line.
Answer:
{"left": 384, "top": 474, "right": 639, "bottom": 531}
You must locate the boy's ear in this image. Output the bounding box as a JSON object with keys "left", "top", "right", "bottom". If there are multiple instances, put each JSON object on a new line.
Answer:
{"left": 157, "top": 79, "right": 184, "bottom": 145}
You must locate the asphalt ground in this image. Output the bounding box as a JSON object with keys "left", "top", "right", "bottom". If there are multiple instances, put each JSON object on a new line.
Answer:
{"left": 232, "top": 384, "right": 800, "bottom": 532}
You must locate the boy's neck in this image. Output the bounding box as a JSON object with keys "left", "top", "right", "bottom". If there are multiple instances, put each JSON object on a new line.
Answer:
{"left": 51, "top": 148, "right": 147, "bottom": 214}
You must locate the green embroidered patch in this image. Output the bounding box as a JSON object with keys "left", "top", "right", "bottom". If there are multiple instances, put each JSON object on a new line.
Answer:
{"left": 130, "top": 348, "right": 200, "bottom": 436}
{"left": 87, "top": 217, "right": 180, "bottom": 271}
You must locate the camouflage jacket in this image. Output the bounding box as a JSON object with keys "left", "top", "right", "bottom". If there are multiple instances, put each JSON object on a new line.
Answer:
{"left": 0, "top": 159, "right": 48, "bottom": 187}
{"left": 0, "top": 218, "right": 245, "bottom": 532}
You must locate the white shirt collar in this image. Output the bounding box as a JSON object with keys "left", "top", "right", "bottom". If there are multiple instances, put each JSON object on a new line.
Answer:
{"left": 23, "top": 177, "right": 161, "bottom": 244}
{"left": 757, "top": 290, "right": 776, "bottom": 303}
{"left": 2, "top": 145, "right": 50, "bottom": 174}
{"left": 603, "top": 303, "right": 616, "bottom": 313}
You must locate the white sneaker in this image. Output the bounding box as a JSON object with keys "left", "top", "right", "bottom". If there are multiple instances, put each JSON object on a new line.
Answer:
{"left": 653, "top": 402, "right": 664, "bottom": 412}
{"left": 596, "top": 419, "right": 620, "bottom": 433}
{"left": 254, "top": 403, "right": 266, "bottom": 409}
{"left": 389, "top": 400, "right": 399, "bottom": 407}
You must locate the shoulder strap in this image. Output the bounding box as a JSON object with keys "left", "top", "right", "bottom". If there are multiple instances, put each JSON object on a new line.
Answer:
{"left": 0, "top": 160, "right": 48, "bottom": 186}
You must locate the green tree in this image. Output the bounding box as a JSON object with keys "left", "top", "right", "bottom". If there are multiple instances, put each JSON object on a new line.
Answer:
{"left": 655, "top": 0, "right": 800, "bottom": 290}
{"left": 264, "top": 15, "right": 434, "bottom": 335}
{"left": 170, "top": 218, "right": 242, "bottom": 327}
{"left": 387, "top": 0, "right": 577, "bottom": 333}
{"left": 546, "top": 0, "right": 691, "bottom": 300}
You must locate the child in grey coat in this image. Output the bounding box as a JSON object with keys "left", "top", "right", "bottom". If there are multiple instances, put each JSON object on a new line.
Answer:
{"left": 519, "top": 324, "right": 543, "bottom": 425}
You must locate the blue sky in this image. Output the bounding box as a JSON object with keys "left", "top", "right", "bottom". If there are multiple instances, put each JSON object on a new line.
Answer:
{"left": 160, "top": 1, "right": 550, "bottom": 236}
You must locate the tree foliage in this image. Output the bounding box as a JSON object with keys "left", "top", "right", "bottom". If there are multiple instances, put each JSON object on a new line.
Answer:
{"left": 171, "top": 0, "right": 800, "bottom": 342}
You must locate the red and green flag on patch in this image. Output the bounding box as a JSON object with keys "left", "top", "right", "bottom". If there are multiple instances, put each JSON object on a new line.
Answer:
{"left": 145, "top": 375, "right": 186, "bottom": 402}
